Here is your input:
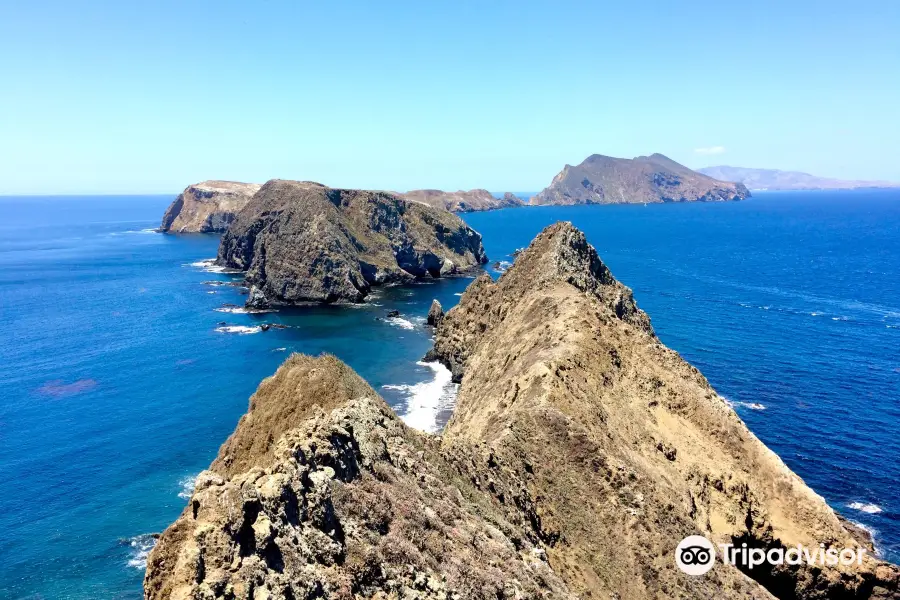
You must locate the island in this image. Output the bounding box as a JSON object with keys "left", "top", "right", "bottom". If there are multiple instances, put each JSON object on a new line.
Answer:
{"left": 216, "top": 180, "right": 488, "bottom": 307}
{"left": 401, "top": 189, "right": 524, "bottom": 212}
{"left": 145, "top": 223, "right": 897, "bottom": 600}
{"left": 530, "top": 153, "right": 750, "bottom": 205}
{"left": 698, "top": 166, "right": 900, "bottom": 191}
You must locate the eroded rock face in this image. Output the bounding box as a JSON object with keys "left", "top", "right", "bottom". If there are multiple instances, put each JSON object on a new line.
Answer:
{"left": 530, "top": 153, "right": 751, "bottom": 205}
{"left": 216, "top": 180, "right": 488, "bottom": 306}
{"left": 147, "top": 223, "right": 898, "bottom": 600}
{"left": 429, "top": 222, "right": 898, "bottom": 599}
{"left": 160, "top": 181, "right": 261, "bottom": 233}
{"left": 144, "top": 355, "right": 572, "bottom": 600}
{"left": 426, "top": 299, "right": 444, "bottom": 327}
{"left": 401, "top": 189, "right": 524, "bottom": 212}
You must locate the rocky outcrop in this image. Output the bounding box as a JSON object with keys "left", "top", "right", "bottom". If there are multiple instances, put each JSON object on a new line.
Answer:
{"left": 161, "top": 181, "right": 261, "bottom": 233}
{"left": 530, "top": 153, "right": 750, "bottom": 205}
{"left": 216, "top": 180, "right": 488, "bottom": 306}
{"left": 144, "top": 354, "right": 572, "bottom": 600}
{"left": 426, "top": 299, "right": 444, "bottom": 327}
{"left": 147, "top": 223, "right": 898, "bottom": 600}
{"left": 401, "top": 189, "right": 524, "bottom": 212}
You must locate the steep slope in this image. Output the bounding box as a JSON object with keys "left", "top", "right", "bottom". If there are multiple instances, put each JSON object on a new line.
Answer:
{"left": 160, "top": 181, "right": 261, "bottom": 233}
{"left": 144, "top": 354, "right": 573, "bottom": 600}
{"left": 429, "top": 222, "right": 897, "bottom": 599}
{"left": 216, "top": 180, "right": 487, "bottom": 306}
{"left": 698, "top": 166, "right": 900, "bottom": 191}
{"left": 401, "top": 189, "right": 524, "bottom": 212}
{"left": 530, "top": 153, "right": 750, "bottom": 205}
{"left": 147, "top": 223, "right": 898, "bottom": 600}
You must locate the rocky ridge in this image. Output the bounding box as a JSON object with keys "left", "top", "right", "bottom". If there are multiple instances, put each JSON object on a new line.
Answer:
{"left": 216, "top": 180, "right": 488, "bottom": 306}
{"left": 530, "top": 153, "right": 750, "bottom": 205}
{"left": 146, "top": 223, "right": 898, "bottom": 599}
{"left": 161, "top": 181, "right": 261, "bottom": 233}
{"left": 401, "top": 189, "right": 524, "bottom": 213}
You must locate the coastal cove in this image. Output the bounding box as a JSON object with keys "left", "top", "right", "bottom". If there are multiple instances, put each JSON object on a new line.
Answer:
{"left": 0, "top": 190, "right": 898, "bottom": 598}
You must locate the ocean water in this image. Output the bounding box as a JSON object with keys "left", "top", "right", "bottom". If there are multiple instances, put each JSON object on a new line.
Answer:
{"left": 0, "top": 190, "right": 897, "bottom": 598}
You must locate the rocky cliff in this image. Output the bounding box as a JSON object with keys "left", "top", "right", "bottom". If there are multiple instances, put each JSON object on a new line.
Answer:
{"left": 216, "top": 180, "right": 488, "bottom": 306}
{"left": 401, "top": 189, "right": 524, "bottom": 212}
{"left": 147, "top": 223, "right": 898, "bottom": 600}
{"left": 160, "top": 181, "right": 261, "bottom": 233}
{"left": 530, "top": 154, "right": 751, "bottom": 205}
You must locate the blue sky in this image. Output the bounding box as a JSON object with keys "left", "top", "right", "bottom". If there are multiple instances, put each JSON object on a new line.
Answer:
{"left": 1, "top": 0, "right": 898, "bottom": 194}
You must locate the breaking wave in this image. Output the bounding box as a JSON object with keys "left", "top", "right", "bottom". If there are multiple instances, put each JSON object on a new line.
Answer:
{"left": 384, "top": 361, "right": 458, "bottom": 433}
{"left": 848, "top": 502, "right": 883, "bottom": 514}
{"left": 215, "top": 325, "right": 262, "bottom": 335}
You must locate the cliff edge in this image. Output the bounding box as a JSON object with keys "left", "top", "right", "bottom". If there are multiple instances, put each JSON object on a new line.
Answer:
{"left": 160, "top": 181, "right": 261, "bottom": 233}
{"left": 216, "top": 180, "right": 488, "bottom": 306}
{"left": 147, "top": 223, "right": 898, "bottom": 599}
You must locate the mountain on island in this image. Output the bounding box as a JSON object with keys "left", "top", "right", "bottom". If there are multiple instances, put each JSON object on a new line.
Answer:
{"left": 146, "top": 222, "right": 898, "bottom": 600}
{"left": 216, "top": 180, "right": 487, "bottom": 306}
{"left": 401, "top": 189, "right": 524, "bottom": 212}
{"left": 531, "top": 153, "right": 750, "bottom": 205}
{"left": 698, "top": 166, "right": 900, "bottom": 191}
{"left": 160, "top": 181, "right": 261, "bottom": 233}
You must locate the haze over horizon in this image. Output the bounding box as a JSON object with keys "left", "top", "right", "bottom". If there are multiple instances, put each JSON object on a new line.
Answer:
{"left": 2, "top": 0, "right": 898, "bottom": 195}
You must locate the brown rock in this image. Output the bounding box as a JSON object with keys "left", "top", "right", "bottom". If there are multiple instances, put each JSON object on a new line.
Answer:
{"left": 160, "top": 181, "right": 261, "bottom": 233}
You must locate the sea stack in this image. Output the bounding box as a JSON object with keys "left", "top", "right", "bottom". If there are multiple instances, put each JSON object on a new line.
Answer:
{"left": 530, "top": 153, "right": 750, "bottom": 205}
{"left": 401, "top": 189, "right": 524, "bottom": 212}
{"left": 146, "top": 223, "right": 898, "bottom": 599}
{"left": 216, "top": 180, "right": 488, "bottom": 306}
{"left": 160, "top": 181, "right": 261, "bottom": 233}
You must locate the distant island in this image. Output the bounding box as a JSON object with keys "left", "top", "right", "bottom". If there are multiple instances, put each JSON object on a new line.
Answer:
{"left": 530, "top": 153, "right": 750, "bottom": 205}
{"left": 698, "top": 166, "right": 900, "bottom": 191}
{"left": 400, "top": 189, "right": 524, "bottom": 212}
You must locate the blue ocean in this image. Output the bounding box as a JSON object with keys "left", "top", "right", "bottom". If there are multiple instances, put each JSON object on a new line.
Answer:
{"left": 0, "top": 191, "right": 897, "bottom": 598}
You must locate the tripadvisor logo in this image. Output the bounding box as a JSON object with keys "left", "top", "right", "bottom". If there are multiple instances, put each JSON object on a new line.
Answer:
{"left": 675, "top": 535, "right": 867, "bottom": 576}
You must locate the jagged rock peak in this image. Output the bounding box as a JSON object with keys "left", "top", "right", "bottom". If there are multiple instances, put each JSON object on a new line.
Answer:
{"left": 144, "top": 354, "right": 572, "bottom": 600}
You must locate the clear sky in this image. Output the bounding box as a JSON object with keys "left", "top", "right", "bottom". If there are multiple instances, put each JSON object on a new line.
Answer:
{"left": 1, "top": 0, "right": 898, "bottom": 194}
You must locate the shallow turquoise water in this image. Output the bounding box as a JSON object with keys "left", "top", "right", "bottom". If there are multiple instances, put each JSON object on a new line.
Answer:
{"left": 0, "top": 191, "right": 897, "bottom": 598}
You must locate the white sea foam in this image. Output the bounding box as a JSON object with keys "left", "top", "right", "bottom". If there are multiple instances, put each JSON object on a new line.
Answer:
{"left": 723, "top": 396, "right": 766, "bottom": 411}
{"left": 125, "top": 534, "right": 157, "bottom": 570}
{"left": 214, "top": 306, "right": 276, "bottom": 314}
{"left": 112, "top": 228, "right": 158, "bottom": 236}
{"left": 178, "top": 474, "right": 198, "bottom": 499}
{"left": 187, "top": 258, "right": 243, "bottom": 274}
{"left": 848, "top": 502, "right": 883, "bottom": 514}
{"left": 384, "top": 361, "right": 458, "bottom": 433}
{"left": 386, "top": 316, "right": 416, "bottom": 330}
{"left": 832, "top": 316, "right": 849, "bottom": 321}
{"left": 215, "top": 325, "right": 262, "bottom": 335}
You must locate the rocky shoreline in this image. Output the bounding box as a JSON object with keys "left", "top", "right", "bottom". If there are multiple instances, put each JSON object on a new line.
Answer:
{"left": 145, "top": 223, "right": 898, "bottom": 600}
